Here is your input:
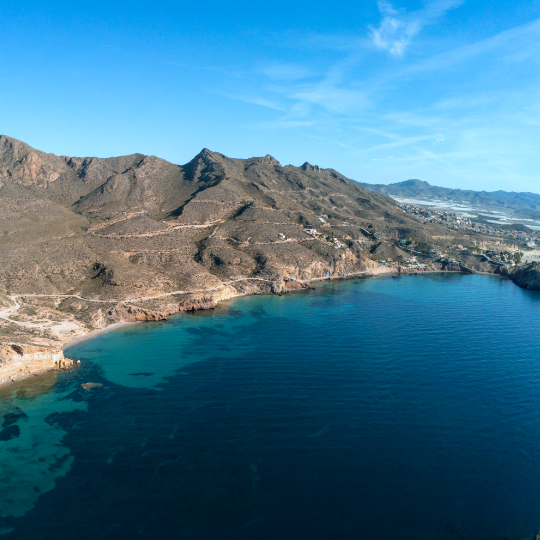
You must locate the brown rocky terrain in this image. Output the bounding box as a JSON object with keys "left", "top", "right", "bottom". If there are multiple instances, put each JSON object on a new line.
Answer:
{"left": 0, "top": 343, "right": 71, "bottom": 383}
{"left": 499, "top": 262, "right": 540, "bottom": 290}
{"left": 0, "top": 134, "right": 534, "bottom": 382}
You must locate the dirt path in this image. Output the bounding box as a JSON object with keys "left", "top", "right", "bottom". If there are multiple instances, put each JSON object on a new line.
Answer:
{"left": 90, "top": 219, "right": 225, "bottom": 239}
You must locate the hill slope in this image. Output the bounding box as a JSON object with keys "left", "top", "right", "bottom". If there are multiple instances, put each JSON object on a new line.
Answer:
{"left": 0, "top": 135, "right": 519, "bottom": 380}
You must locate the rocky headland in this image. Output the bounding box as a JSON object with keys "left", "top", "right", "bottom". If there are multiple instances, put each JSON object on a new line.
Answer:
{"left": 498, "top": 262, "right": 540, "bottom": 291}
{"left": 0, "top": 134, "right": 536, "bottom": 383}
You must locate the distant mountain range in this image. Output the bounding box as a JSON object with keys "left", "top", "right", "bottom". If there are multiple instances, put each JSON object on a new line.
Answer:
{"left": 357, "top": 179, "right": 540, "bottom": 219}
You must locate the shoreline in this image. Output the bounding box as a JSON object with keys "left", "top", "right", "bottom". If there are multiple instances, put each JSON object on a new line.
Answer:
{"left": 65, "top": 268, "right": 399, "bottom": 352}
{"left": 0, "top": 266, "right": 503, "bottom": 388}
{"left": 62, "top": 321, "right": 137, "bottom": 351}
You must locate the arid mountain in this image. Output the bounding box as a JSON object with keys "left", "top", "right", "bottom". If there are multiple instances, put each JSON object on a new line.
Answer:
{"left": 357, "top": 179, "right": 540, "bottom": 219}
{"left": 0, "top": 135, "right": 526, "bottom": 381}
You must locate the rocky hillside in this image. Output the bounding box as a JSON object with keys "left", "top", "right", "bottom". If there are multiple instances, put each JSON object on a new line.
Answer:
{"left": 499, "top": 262, "right": 540, "bottom": 291}
{"left": 0, "top": 134, "right": 524, "bottom": 381}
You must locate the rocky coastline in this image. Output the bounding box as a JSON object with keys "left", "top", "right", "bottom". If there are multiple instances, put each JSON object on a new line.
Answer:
{"left": 0, "top": 267, "right": 397, "bottom": 385}
{"left": 0, "top": 343, "right": 72, "bottom": 385}
{"left": 1, "top": 134, "right": 538, "bottom": 387}
{"left": 1, "top": 260, "right": 539, "bottom": 386}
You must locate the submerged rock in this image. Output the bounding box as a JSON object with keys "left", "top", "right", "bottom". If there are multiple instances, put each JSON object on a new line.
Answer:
{"left": 81, "top": 382, "right": 103, "bottom": 391}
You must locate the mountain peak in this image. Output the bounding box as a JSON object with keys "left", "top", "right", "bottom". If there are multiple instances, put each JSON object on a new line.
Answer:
{"left": 193, "top": 148, "right": 227, "bottom": 162}
{"left": 253, "top": 154, "right": 280, "bottom": 166}
{"left": 182, "top": 148, "right": 229, "bottom": 182}
{"left": 301, "top": 162, "right": 320, "bottom": 172}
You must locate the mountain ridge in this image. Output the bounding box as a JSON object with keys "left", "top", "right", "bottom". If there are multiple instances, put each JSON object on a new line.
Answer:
{"left": 0, "top": 134, "right": 537, "bottom": 384}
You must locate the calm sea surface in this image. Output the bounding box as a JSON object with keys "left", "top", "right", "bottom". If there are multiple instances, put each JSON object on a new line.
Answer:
{"left": 1, "top": 274, "right": 540, "bottom": 539}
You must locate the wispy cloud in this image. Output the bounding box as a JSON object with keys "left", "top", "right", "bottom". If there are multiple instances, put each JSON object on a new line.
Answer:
{"left": 208, "top": 91, "right": 286, "bottom": 111}
{"left": 303, "top": 134, "right": 355, "bottom": 149}
{"left": 289, "top": 84, "right": 369, "bottom": 114}
{"left": 249, "top": 119, "right": 317, "bottom": 129}
{"left": 401, "top": 17, "right": 540, "bottom": 73}
{"left": 370, "top": 0, "right": 464, "bottom": 56}
{"left": 359, "top": 134, "right": 437, "bottom": 153}
{"left": 196, "top": 7, "right": 539, "bottom": 190}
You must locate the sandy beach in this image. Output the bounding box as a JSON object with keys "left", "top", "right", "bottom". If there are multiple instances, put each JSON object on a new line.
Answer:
{"left": 61, "top": 322, "right": 136, "bottom": 351}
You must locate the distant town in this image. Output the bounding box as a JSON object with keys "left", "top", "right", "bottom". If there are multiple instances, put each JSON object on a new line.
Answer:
{"left": 398, "top": 203, "right": 539, "bottom": 248}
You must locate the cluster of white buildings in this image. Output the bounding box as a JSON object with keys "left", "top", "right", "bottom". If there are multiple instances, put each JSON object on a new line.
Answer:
{"left": 398, "top": 204, "right": 540, "bottom": 249}
{"left": 303, "top": 228, "right": 348, "bottom": 249}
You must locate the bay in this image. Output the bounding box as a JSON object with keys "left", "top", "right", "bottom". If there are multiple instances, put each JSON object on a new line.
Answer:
{"left": 1, "top": 274, "right": 540, "bottom": 539}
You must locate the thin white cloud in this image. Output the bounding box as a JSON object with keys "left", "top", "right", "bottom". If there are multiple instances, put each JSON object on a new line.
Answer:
{"left": 212, "top": 91, "right": 286, "bottom": 111}
{"left": 303, "top": 134, "right": 356, "bottom": 149}
{"left": 290, "top": 84, "right": 369, "bottom": 114}
{"left": 402, "top": 17, "right": 540, "bottom": 72}
{"left": 360, "top": 134, "right": 437, "bottom": 153}
{"left": 370, "top": 0, "right": 464, "bottom": 56}
{"left": 249, "top": 119, "right": 318, "bottom": 129}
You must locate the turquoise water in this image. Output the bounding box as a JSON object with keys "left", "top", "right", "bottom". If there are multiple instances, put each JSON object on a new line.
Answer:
{"left": 1, "top": 274, "right": 540, "bottom": 539}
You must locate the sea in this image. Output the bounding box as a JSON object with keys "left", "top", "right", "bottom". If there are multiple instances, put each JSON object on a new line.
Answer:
{"left": 1, "top": 273, "right": 540, "bottom": 540}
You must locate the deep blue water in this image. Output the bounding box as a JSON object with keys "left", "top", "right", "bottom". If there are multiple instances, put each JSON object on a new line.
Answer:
{"left": 1, "top": 274, "right": 540, "bottom": 540}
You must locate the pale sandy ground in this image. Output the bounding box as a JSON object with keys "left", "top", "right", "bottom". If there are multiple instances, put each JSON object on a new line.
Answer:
{"left": 61, "top": 322, "right": 136, "bottom": 351}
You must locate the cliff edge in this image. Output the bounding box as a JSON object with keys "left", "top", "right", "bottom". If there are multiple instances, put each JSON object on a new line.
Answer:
{"left": 0, "top": 343, "right": 73, "bottom": 383}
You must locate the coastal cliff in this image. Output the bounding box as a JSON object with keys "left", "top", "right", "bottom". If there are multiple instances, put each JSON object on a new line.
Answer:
{"left": 0, "top": 343, "right": 72, "bottom": 383}
{"left": 105, "top": 296, "right": 219, "bottom": 323}
{"left": 499, "top": 263, "right": 540, "bottom": 291}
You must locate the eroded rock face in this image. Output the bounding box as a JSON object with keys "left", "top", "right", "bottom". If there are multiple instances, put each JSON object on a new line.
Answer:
{"left": 106, "top": 296, "right": 218, "bottom": 322}
{"left": 8, "top": 152, "right": 61, "bottom": 186}
{"left": 0, "top": 343, "right": 71, "bottom": 382}
{"left": 439, "top": 262, "right": 474, "bottom": 273}
{"left": 106, "top": 305, "right": 167, "bottom": 322}
{"left": 178, "top": 297, "right": 217, "bottom": 311}
{"left": 0, "top": 137, "right": 67, "bottom": 187}
{"left": 504, "top": 263, "right": 540, "bottom": 290}
{"left": 282, "top": 278, "right": 309, "bottom": 290}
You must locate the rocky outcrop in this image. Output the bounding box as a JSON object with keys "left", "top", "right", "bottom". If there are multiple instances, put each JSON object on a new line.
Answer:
{"left": 502, "top": 263, "right": 540, "bottom": 291}
{"left": 0, "top": 136, "right": 67, "bottom": 188}
{"left": 105, "top": 296, "right": 218, "bottom": 323}
{"left": 301, "top": 162, "right": 320, "bottom": 172}
{"left": 178, "top": 297, "right": 217, "bottom": 311}
{"left": 255, "top": 155, "right": 281, "bottom": 166}
{"left": 437, "top": 262, "right": 474, "bottom": 273}
{"left": 0, "top": 343, "right": 71, "bottom": 383}
{"left": 106, "top": 304, "right": 167, "bottom": 322}
{"left": 282, "top": 278, "right": 309, "bottom": 290}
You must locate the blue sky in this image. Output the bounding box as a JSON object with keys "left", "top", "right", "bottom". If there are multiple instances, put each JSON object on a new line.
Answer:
{"left": 1, "top": 0, "right": 539, "bottom": 191}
